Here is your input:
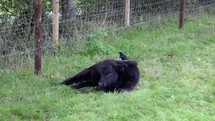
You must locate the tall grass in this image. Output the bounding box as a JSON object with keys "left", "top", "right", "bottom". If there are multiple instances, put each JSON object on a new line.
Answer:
{"left": 0, "top": 12, "right": 215, "bottom": 121}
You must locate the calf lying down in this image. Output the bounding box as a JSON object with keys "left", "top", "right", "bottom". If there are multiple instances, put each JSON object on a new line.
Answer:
{"left": 53, "top": 59, "right": 140, "bottom": 92}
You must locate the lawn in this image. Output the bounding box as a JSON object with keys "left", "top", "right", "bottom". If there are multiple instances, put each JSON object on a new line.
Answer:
{"left": 0, "top": 12, "right": 215, "bottom": 121}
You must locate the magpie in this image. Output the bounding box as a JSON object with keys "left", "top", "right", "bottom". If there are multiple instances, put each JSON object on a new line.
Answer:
{"left": 119, "top": 52, "right": 128, "bottom": 60}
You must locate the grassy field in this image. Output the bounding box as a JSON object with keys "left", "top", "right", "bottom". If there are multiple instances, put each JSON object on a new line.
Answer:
{"left": 0, "top": 12, "right": 215, "bottom": 121}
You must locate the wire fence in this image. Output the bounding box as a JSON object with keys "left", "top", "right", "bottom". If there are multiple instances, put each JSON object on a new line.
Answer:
{"left": 0, "top": 0, "right": 215, "bottom": 69}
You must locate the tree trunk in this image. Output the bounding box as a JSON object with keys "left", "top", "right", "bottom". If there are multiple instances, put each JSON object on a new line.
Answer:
{"left": 125, "top": 0, "right": 130, "bottom": 27}
{"left": 62, "top": 0, "right": 76, "bottom": 21}
{"left": 34, "top": 0, "right": 42, "bottom": 75}
{"left": 61, "top": 0, "right": 76, "bottom": 44}
{"left": 53, "top": 0, "right": 59, "bottom": 49}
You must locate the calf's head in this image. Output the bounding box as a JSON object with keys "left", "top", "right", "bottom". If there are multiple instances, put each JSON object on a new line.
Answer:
{"left": 98, "top": 65, "right": 118, "bottom": 87}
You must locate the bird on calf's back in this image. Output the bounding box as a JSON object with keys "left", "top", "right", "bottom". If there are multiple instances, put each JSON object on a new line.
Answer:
{"left": 119, "top": 52, "right": 128, "bottom": 61}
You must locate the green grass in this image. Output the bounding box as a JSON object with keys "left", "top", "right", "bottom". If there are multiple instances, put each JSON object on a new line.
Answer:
{"left": 1, "top": 13, "right": 215, "bottom": 121}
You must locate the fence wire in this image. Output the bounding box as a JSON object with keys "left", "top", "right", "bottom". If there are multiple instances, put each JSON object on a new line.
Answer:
{"left": 0, "top": 0, "right": 215, "bottom": 68}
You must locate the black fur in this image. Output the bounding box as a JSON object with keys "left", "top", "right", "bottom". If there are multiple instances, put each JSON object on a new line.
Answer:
{"left": 54, "top": 59, "right": 140, "bottom": 92}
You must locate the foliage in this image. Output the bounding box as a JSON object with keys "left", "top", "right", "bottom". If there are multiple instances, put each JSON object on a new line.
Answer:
{"left": 85, "top": 28, "right": 115, "bottom": 56}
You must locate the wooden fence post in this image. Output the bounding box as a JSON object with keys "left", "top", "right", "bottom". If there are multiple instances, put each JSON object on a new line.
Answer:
{"left": 125, "top": 0, "right": 130, "bottom": 27}
{"left": 53, "top": 0, "right": 59, "bottom": 50}
{"left": 179, "top": 0, "right": 185, "bottom": 29}
{"left": 34, "top": 0, "right": 42, "bottom": 75}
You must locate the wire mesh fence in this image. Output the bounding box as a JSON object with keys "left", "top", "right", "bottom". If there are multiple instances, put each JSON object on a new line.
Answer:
{"left": 0, "top": 0, "right": 215, "bottom": 69}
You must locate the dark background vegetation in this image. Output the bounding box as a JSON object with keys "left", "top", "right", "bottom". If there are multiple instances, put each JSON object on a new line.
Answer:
{"left": 0, "top": 0, "right": 214, "bottom": 68}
